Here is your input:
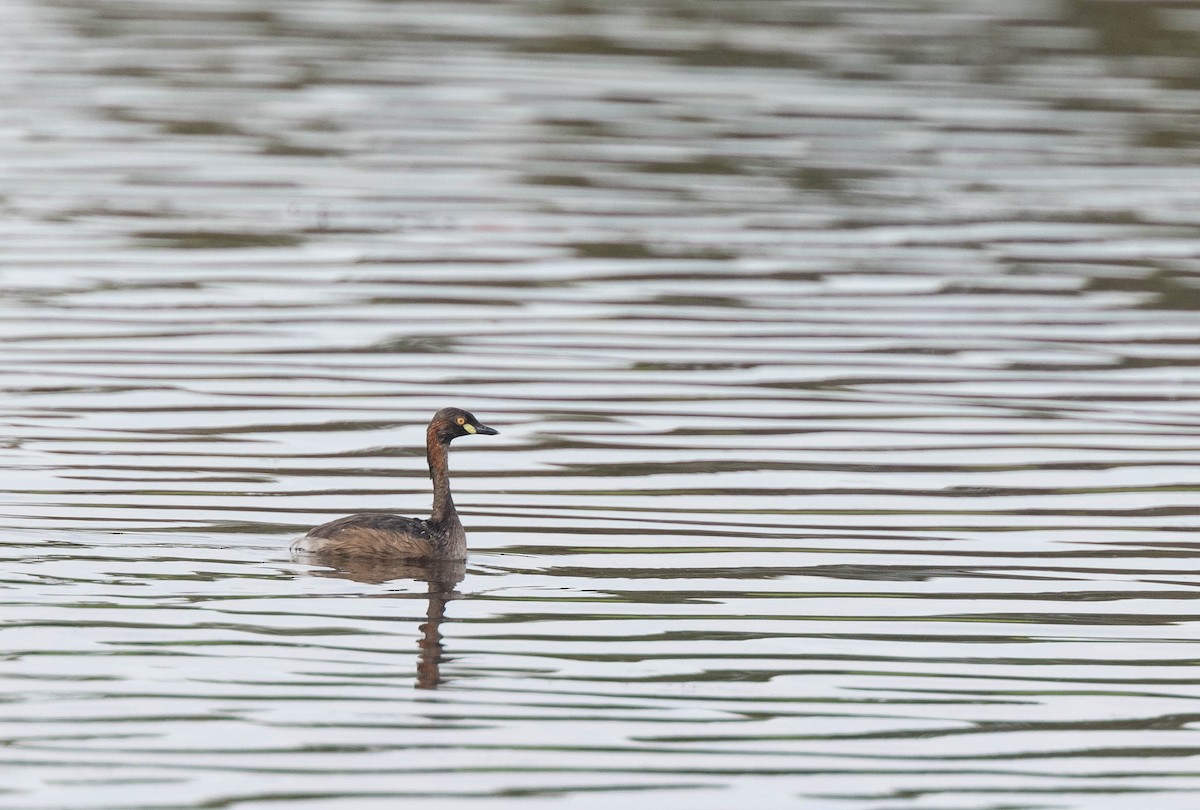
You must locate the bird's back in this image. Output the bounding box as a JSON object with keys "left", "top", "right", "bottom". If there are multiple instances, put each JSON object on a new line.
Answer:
{"left": 292, "top": 513, "right": 436, "bottom": 558}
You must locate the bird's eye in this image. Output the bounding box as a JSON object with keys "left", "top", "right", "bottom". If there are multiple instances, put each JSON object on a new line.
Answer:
{"left": 456, "top": 416, "right": 466, "bottom": 425}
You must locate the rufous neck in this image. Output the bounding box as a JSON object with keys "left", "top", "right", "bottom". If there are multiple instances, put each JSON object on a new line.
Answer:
{"left": 426, "top": 425, "right": 455, "bottom": 525}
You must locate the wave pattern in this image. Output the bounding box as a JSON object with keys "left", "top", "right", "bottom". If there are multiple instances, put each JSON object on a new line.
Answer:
{"left": 3, "top": 1, "right": 1200, "bottom": 807}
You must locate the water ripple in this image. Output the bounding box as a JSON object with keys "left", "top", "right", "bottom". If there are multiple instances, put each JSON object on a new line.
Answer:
{"left": 4, "top": 1, "right": 1200, "bottom": 808}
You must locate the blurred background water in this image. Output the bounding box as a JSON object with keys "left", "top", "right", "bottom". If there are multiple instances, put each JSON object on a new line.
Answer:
{"left": 5, "top": 1, "right": 1200, "bottom": 807}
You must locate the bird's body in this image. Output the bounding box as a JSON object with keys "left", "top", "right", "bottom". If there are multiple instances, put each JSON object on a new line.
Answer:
{"left": 294, "top": 512, "right": 453, "bottom": 558}
{"left": 291, "top": 407, "right": 497, "bottom": 560}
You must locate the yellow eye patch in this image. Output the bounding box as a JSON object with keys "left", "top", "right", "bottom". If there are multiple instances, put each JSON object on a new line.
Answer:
{"left": 463, "top": 423, "right": 477, "bottom": 434}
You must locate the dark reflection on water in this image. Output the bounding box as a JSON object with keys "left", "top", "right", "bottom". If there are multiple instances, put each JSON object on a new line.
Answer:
{"left": 5, "top": 0, "right": 1200, "bottom": 808}
{"left": 302, "top": 556, "right": 465, "bottom": 690}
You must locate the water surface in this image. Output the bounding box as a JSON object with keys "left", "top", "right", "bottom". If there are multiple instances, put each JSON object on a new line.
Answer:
{"left": 5, "top": 1, "right": 1200, "bottom": 808}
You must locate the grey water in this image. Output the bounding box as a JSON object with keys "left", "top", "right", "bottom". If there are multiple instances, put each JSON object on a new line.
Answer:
{"left": 5, "top": 1, "right": 1200, "bottom": 807}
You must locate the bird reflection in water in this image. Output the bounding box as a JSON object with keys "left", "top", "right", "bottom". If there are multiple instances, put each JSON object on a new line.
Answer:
{"left": 295, "top": 555, "right": 466, "bottom": 690}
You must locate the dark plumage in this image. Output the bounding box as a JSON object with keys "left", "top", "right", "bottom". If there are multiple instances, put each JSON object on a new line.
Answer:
{"left": 291, "top": 407, "right": 498, "bottom": 559}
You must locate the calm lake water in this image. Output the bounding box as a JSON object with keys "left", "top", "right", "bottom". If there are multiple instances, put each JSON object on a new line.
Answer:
{"left": 5, "top": 1, "right": 1200, "bottom": 808}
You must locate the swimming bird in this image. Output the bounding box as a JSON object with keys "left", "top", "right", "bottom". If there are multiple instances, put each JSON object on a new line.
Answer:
{"left": 291, "top": 407, "right": 498, "bottom": 559}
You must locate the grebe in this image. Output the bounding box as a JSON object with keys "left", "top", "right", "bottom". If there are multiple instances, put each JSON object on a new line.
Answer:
{"left": 292, "top": 407, "right": 498, "bottom": 559}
